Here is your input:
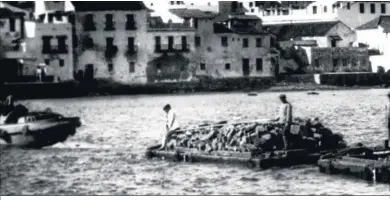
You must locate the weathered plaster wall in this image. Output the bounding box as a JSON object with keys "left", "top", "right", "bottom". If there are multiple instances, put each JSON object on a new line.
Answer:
{"left": 74, "top": 10, "right": 149, "bottom": 84}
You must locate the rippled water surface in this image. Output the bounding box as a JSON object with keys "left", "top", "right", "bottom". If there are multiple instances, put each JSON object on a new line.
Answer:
{"left": 1, "top": 89, "right": 390, "bottom": 195}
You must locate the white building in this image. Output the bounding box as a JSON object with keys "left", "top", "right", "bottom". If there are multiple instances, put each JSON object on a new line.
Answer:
{"left": 356, "top": 15, "right": 390, "bottom": 72}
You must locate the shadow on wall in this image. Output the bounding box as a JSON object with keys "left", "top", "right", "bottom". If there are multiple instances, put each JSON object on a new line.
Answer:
{"left": 146, "top": 53, "right": 193, "bottom": 82}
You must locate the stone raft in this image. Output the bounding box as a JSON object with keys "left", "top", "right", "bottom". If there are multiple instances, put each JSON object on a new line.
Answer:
{"left": 165, "top": 117, "right": 347, "bottom": 154}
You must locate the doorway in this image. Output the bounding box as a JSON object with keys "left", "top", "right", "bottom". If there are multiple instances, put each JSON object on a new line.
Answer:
{"left": 84, "top": 64, "right": 94, "bottom": 81}
{"left": 242, "top": 58, "right": 250, "bottom": 76}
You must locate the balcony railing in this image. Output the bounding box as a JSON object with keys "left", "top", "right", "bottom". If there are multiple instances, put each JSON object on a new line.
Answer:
{"left": 42, "top": 46, "right": 68, "bottom": 54}
{"left": 154, "top": 44, "right": 190, "bottom": 53}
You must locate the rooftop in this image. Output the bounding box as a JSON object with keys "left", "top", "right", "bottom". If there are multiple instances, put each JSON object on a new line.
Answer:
{"left": 71, "top": 1, "right": 148, "bottom": 12}
{"left": 356, "top": 15, "right": 390, "bottom": 33}
{"left": 169, "top": 8, "right": 218, "bottom": 19}
{"left": 264, "top": 21, "right": 341, "bottom": 40}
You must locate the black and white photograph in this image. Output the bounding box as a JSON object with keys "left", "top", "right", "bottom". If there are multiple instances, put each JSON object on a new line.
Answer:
{"left": 0, "top": 0, "right": 389, "bottom": 196}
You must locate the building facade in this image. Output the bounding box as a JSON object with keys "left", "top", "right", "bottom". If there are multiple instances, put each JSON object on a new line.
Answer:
{"left": 73, "top": 2, "right": 149, "bottom": 84}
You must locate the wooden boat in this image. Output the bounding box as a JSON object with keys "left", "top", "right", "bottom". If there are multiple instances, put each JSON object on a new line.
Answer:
{"left": 146, "top": 145, "right": 344, "bottom": 170}
{"left": 0, "top": 110, "right": 81, "bottom": 149}
{"left": 317, "top": 146, "right": 390, "bottom": 183}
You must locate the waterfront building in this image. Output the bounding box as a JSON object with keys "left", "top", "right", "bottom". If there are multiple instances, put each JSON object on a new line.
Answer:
{"left": 0, "top": 2, "right": 32, "bottom": 83}
{"left": 265, "top": 21, "right": 370, "bottom": 73}
{"left": 170, "top": 9, "right": 279, "bottom": 78}
{"left": 242, "top": 1, "right": 390, "bottom": 29}
{"left": 356, "top": 15, "right": 390, "bottom": 72}
{"left": 72, "top": 1, "right": 149, "bottom": 84}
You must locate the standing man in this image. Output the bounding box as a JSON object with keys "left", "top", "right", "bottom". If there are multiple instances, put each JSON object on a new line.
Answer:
{"left": 273, "top": 94, "right": 293, "bottom": 149}
{"left": 159, "top": 104, "right": 180, "bottom": 150}
{"left": 36, "top": 65, "right": 42, "bottom": 82}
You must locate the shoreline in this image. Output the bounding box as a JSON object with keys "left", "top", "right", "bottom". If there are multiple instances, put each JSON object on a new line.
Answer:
{"left": 1, "top": 80, "right": 388, "bottom": 100}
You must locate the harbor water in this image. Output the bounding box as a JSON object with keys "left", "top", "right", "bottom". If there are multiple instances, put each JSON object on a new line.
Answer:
{"left": 1, "top": 89, "right": 389, "bottom": 195}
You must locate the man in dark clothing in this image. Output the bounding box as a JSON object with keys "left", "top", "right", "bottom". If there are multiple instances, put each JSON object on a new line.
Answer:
{"left": 386, "top": 92, "right": 390, "bottom": 148}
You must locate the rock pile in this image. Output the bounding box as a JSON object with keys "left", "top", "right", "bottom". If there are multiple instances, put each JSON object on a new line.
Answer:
{"left": 166, "top": 118, "right": 347, "bottom": 153}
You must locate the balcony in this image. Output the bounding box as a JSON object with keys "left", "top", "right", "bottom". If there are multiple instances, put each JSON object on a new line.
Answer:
{"left": 84, "top": 23, "right": 96, "bottom": 31}
{"left": 154, "top": 44, "right": 190, "bottom": 53}
{"left": 42, "top": 46, "right": 68, "bottom": 54}
{"left": 126, "top": 45, "right": 138, "bottom": 56}
{"left": 105, "top": 45, "right": 118, "bottom": 59}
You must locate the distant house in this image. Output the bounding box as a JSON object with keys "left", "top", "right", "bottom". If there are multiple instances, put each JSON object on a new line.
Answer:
{"left": 72, "top": 1, "right": 150, "bottom": 84}
{"left": 356, "top": 15, "right": 390, "bottom": 72}
{"left": 265, "top": 21, "right": 370, "bottom": 73}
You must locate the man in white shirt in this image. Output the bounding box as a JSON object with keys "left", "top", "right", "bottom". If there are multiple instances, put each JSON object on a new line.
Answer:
{"left": 159, "top": 104, "right": 180, "bottom": 150}
{"left": 273, "top": 94, "right": 293, "bottom": 149}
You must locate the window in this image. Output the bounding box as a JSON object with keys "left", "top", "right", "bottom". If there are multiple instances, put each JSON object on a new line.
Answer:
{"left": 170, "top": 1, "right": 174, "bottom": 5}
{"left": 314, "top": 59, "right": 320, "bottom": 67}
{"left": 221, "top": 36, "right": 228, "bottom": 47}
{"left": 256, "top": 38, "right": 262, "bottom": 47}
{"left": 200, "top": 63, "right": 206, "bottom": 70}
{"left": 347, "top": 2, "right": 350, "bottom": 10}
{"left": 55, "top": 13, "right": 62, "bottom": 21}
{"left": 84, "top": 14, "right": 95, "bottom": 31}
{"left": 108, "top": 63, "right": 113, "bottom": 72}
{"left": 57, "top": 35, "right": 67, "bottom": 53}
{"left": 225, "top": 63, "right": 231, "bottom": 70}
{"left": 333, "top": 59, "right": 338, "bottom": 67}
{"left": 106, "top": 37, "right": 114, "bottom": 47}
{"left": 181, "top": 36, "right": 187, "bottom": 50}
{"left": 381, "top": 3, "right": 386, "bottom": 13}
{"left": 156, "top": 63, "right": 161, "bottom": 70}
{"left": 168, "top": 36, "right": 174, "bottom": 49}
{"left": 331, "top": 39, "right": 337, "bottom": 47}
{"left": 45, "top": 59, "right": 50, "bottom": 65}
{"left": 129, "top": 62, "right": 135, "bottom": 73}
{"left": 128, "top": 37, "right": 135, "bottom": 52}
{"left": 48, "top": 13, "right": 54, "bottom": 22}
{"left": 313, "top": 6, "right": 317, "bottom": 14}
{"left": 249, "top": 2, "right": 253, "bottom": 7}
{"left": 251, "top": 9, "right": 255, "bottom": 13}
{"left": 126, "top": 14, "right": 136, "bottom": 30}
{"left": 105, "top": 14, "right": 115, "bottom": 30}
{"left": 256, "top": 58, "right": 263, "bottom": 71}
{"left": 59, "top": 59, "right": 64, "bottom": 67}
{"left": 195, "top": 36, "right": 201, "bottom": 47}
{"left": 155, "top": 36, "right": 161, "bottom": 51}
{"left": 360, "top": 3, "right": 365, "bottom": 13}
{"left": 9, "top": 18, "right": 15, "bottom": 32}
{"left": 370, "top": 3, "right": 375, "bottom": 13}
{"left": 342, "top": 58, "right": 348, "bottom": 66}
{"left": 193, "top": 18, "right": 198, "bottom": 28}
{"left": 243, "top": 38, "right": 249, "bottom": 48}
{"left": 42, "top": 36, "right": 52, "bottom": 53}
{"left": 176, "top": 1, "right": 180, "bottom": 4}
{"left": 324, "top": 6, "right": 327, "bottom": 13}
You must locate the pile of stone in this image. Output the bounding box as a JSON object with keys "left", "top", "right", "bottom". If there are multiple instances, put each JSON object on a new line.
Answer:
{"left": 166, "top": 118, "right": 347, "bottom": 153}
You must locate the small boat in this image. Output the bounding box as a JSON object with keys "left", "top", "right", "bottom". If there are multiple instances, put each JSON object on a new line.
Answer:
{"left": 317, "top": 145, "right": 390, "bottom": 183}
{"left": 0, "top": 110, "right": 81, "bottom": 149}
{"left": 307, "top": 91, "right": 319, "bottom": 95}
{"left": 247, "top": 92, "right": 258, "bottom": 96}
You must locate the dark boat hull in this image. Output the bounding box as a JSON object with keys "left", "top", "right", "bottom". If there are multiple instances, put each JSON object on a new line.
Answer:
{"left": 146, "top": 145, "right": 340, "bottom": 169}
{"left": 0, "top": 117, "right": 81, "bottom": 149}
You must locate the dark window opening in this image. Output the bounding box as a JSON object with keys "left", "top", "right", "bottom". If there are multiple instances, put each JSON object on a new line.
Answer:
{"left": 9, "top": 18, "right": 15, "bottom": 32}
{"left": 181, "top": 36, "right": 187, "bottom": 50}
{"left": 55, "top": 13, "right": 62, "bottom": 21}
{"left": 381, "top": 3, "right": 386, "bottom": 13}
{"left": 42, "top": 36, "right": 52, "bottom": 53}
{"left": 256, "top": 38, "right": 262, "bottom": 47}
{"left": 128, "top": 37, "right": 135, "bottom": 52}
{"left": 170, "top": 1, "right": 174, "bottom": 5}
{"left": 45, "top": 59, "right": 50, "bottom": 65}
{"left": 48, "top": 13, "right": 54, "bottom": 22}
{"left": 126, "top": 14, "right": 136, "bottom": 30}
{"left": 84, "top": 14, "right": 96, "bottom": 31}
{"left": 59, "top": 59, "right": 64, "bottom": 67}
{"left": 225, "top": 63, "right": 231, "bottom": 70}
{"left": 313, "top": 6, "right": 317, "bottom": 14}
{"left": 243, "top": 38, "right": 249, "bottom": 48}
{"left": 331, "top": 39, "right": 337, "bottom": 47}
{"left": 129, "top": 62, "right": 135, "bottom": 73}
{"left": 333, "top": 59, "right": 338, "bottom": 67}
{"left": 347, "top": 2, "right": 350, "bottom": 10}
{"left": 106, "top": 37, "right": 114, "bottom": 48}
{"left": 360, "top": 3, "right": 365, "bottom": 13}
{"left": 249, "top": 2, "right": 253, "bottom": 7}
{"left": 38, "top": 14, "right": 45, "bottom": 22}
{"left": 314, "top": 59, "right": 320, "bottom": 67}
{"left": 221, "top": 36, "right": 228, "bottom": 47}
{"left": 324, "top": 6, "right": 327, "bottom": 13}
{"left": 168, "top": 36, "right": 174, "bottom": 50}
{"left": 194, "top": 18, "right": 198, "bottom": 28}
{"left": 342, "top": 58, "right": 348, "bottom": 66}
{"left": 84, "top": 37, "right": 94, "bottom": 49}
{"left": 108, "top": 63, "right": 113, "bottom": 72}
{"left": 370, "top": 3, "right": 375, "bottom": 13}
{"left": 155, "top": 36, "right": 161, "bottom": 51}
{"left": 200, "top": 63, "right": 206, "bottom": 70}
{"left": 195, "top": 36, "right": 201, "bottom": 47}
{"left": 57, "top": 35, "right": 67, "bottom": 53}
{"left": 105, "top": 14, "right": 115, "bottom": 31}
{"left": 256, "top": 58, "right": 263, "bottom": 71}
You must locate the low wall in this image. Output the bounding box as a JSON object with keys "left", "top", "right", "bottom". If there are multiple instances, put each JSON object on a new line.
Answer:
{"left": 0, "top": 77, "right": 276, "bottom": 99}
{"left": 318, "top": 72, "right": 384, "bottom": 86}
